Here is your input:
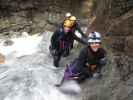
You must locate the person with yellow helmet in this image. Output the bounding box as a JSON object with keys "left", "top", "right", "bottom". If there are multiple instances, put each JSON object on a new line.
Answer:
{"left": 49, "top": 17, "right": 88, "bottom": 67}
{"left": 64, "top": 15, "right": 87, "bottom": 49}
{"left": 63, "top": 13, "right": 86, "bottom": 39}
{"left": 63, "top": 19, "right": 74, "bottom": 29}
{"left": 69, "top": 16, "right": 77, "bottom": 24}
{"left": 69, "top": 15, "right": 87, "bottom": 36}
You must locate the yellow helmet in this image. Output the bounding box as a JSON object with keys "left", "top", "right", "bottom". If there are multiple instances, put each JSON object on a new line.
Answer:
{"left": 69, "top": 16, "right": 77, "bottom": 21}
{"left": 63, "top": 19, "right": 74, "bottom": 28}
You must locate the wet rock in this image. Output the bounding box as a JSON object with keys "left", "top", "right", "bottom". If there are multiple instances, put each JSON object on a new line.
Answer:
{"left": 86, "top": 0, "right": 133, "bottom": 100}
{"left": 21, "top": 32, "right": 29, "bottom": 37}
{"left": 0, "top": 0, "right": 91, "bottom": 38}
{"left": 125, "top": 36, "right": 133, "bottom": 57}
{"left": 3, "top": 39, "right": 14, "bottom": 46}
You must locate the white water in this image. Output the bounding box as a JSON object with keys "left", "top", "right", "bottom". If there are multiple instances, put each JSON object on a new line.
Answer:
{"left": 0, "top": 31, "right": 81, "bottom": 100}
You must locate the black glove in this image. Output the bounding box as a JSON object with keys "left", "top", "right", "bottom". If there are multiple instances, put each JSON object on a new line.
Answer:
{"left": 99, "top": 57, "right": 107, "bottom": 65}
{"left": 93, "top": 72, "right": 102, "bottom": 79}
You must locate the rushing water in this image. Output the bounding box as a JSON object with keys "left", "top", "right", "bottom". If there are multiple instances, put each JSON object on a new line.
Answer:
{"left": 0, "top": 31, "right": 81, "bottom": 100}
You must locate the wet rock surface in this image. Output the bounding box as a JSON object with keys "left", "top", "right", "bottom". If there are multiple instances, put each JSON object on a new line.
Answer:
{"left": 87, "top": 0, "right": 133, "bottom": 100}
{"left": 0, "top": 0, "right": 86, "bottom": 37}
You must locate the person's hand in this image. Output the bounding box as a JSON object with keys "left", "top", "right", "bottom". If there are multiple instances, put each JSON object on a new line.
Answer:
{"left": 93, "top": 73, "right": 101, "bottom": 79}
{"left": 99, "top": 57, "right": 107, "bottom": 65}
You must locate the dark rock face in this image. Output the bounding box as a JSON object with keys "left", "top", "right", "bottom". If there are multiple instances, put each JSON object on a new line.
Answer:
{"left": 86, "top": 0, "right": 133, "bottom": 100}
{"left": 0, "top": 0, "right": 83, "bottom": 37}
{"left": 0, "top": 0, "right": 82, "bottom": 17}
{"left": 89, "top": 0, "right": 133, "bottom": 79}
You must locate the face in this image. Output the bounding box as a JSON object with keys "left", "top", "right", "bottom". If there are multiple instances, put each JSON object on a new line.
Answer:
{"left": 90, "top": 42, "right": 101, "bottom": 52}
{"left": 64, "top": 27, "right": 71, "bottom": 33}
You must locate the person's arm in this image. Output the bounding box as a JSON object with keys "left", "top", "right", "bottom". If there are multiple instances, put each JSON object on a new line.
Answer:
{"left": 73, "top": 33, "right": 88, "bottom": 45}
{"left": 51, "top": 30, "right": 59, "bottom": 50}
{"left": 99, "top": 49, "right": 107, "bottom": 65}
{"left": 96, "top": 49, "right": 107, "bottom": 73}
{"left": 75, "top": 47, "right": 88, "bottom": 71}
{"left": 75, "top": 22, "right": 87, "bottom": 38}
{"left": 72, "top": 22, "right": 88, "bottom": 45}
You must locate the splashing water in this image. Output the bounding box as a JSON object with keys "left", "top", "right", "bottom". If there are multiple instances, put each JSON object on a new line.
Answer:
{"left": 0, "top": 31, "right": 81, "bottom": 100}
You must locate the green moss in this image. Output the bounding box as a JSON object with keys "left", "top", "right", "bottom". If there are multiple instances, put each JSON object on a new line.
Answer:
{"left": 0, "top": 19, "right": 10, "bottom": 29}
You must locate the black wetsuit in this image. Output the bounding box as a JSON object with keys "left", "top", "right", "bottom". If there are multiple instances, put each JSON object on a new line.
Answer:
{"left": 74, "top": 46, "right": 107, "bottom": 81}
{"left": 50, "top": 26, "right": 87, "bottom": 67}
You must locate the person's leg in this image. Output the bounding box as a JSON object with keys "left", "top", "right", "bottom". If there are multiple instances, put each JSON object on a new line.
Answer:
{"left": 53, "top": 55, "right": 60, "bottom": 67}
{"left": 53, "top": 50, "right": 62, "bottom": 67}
{"left": 55, "top": 64, "right": 71, "bottom": 87}
{"left": 49, "top": 45, "right": 54, "bottom": 56}
{"left": 62, "top": 47, "right": 70, "bottom": 57}
{"left": 70, "top": 42, "right": 73, "bottom": 49}
{"left": 55, "top": 77, "right": 65, "bottom": 87}
{"left": 53, "top": 49, "right": 65, "bottom": 67}
{"left": 76, "top": 74, "right": 86, "bottom": 83}
{"left": 77, "top": 67, "right": 93, "bottom": 83}
{"left": 62, "top": 41, "right": 71, "bottom": 57}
